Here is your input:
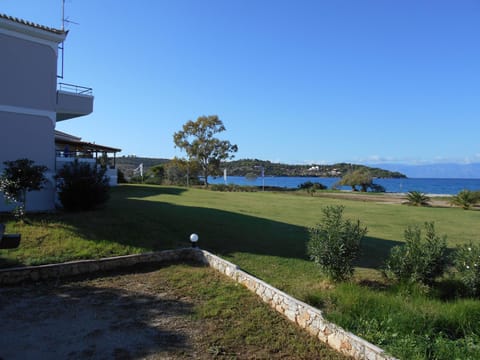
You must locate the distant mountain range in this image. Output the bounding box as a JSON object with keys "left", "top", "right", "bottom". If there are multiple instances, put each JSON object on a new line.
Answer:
{"left": 368, "top": 163, "right": 480, "bottom": 179}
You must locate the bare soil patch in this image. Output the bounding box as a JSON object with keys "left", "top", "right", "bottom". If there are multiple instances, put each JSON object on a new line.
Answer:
{"left": 316, "top": 192, "right": 452, "bottom": 207}
{"left": 0, "top": 264, "right": 350, "bottom": 359}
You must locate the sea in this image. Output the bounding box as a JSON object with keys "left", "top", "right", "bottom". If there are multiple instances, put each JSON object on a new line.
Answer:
{"left": 208, "top": 176, "right": 480, "bottom": 195}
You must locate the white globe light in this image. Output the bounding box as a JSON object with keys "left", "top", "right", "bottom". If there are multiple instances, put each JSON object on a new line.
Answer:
{"left": 190, "top": 233, "right": 199, "bottom": 243}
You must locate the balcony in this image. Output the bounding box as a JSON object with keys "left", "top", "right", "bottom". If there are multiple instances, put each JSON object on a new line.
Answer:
{"left": 56, "top": 82, "right": 94, "bottom": 121}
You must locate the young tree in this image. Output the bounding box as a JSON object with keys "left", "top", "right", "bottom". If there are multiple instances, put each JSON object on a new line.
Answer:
{"left": 0, "top": 158, "right": 47, "bottom": 218}
{"left": 173, "top": 115, "right": 238, "bottom": 186}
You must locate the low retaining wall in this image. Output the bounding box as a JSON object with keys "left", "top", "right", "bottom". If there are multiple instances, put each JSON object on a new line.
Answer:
{"left": 0, "top": 249, "right": 197, "bottom": 285}
{"left": 0, "top": 248, "right": 397, "bottom": 360}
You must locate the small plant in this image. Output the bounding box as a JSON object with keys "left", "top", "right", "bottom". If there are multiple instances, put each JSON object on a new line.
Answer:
{"left": 455, "top": 243, "right": 480, "bottom": 297}
{"left": 56, "top": 160, "right": 110, "bottom": 211}
{"left": 384, "top": 222, "right": 448, "bottom": 285}
{"left": 307, "top": 205, "right": 367, "bottom": 281}
{"left": 404, "top": 191, "right": 431, "bottom": 206}
{"left": 0, "top": 158, "right": 47, "bottom": 220}
{"left": 450, "top": 190, "right": 479, "bottom": 210}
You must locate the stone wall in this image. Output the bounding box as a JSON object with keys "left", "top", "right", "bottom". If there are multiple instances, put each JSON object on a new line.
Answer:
{"left": 0, "top": 248, "right": 397, "bottom": 360}
{"left": 195, "top": 250, "right": 397, "bottom": 360}
{"left": 0, "top": 249, "right": 197, "bottom": 285}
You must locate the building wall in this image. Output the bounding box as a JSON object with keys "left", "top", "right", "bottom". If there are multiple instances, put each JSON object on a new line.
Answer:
{"left": 0, "top": 33, "right": 57, "bottom": 112}
{"left": 0, "top": 23, "right": 61, "bottom": 212}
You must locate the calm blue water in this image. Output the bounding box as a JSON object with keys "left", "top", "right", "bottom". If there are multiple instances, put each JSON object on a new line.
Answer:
{"left": 209, "top": 176, "right": 480, "bottom": 195}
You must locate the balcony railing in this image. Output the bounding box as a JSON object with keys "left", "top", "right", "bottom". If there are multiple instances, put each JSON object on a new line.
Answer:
{"left": 57, "top": 82, "right": 93, "bottom": 96}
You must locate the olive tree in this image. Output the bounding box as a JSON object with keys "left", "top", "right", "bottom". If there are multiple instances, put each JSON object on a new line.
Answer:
{"left": 173, "top": 115, "right": 238, "bottom": 187}
{"left": 337, "top": 169, "right": 373, "bottom": 192}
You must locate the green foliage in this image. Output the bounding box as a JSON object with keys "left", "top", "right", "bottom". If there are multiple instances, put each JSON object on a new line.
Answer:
{"left": 0, "top": 158, "right": 47, "bottom": 219}
{"left": 223, "top": 159, "right": 407, "bottom": 178}
{"left": 56, "top": 160, "right": 110, "bottom": 211}
{"left": 336, "top": 169, "right": 385, "bottom": 192}
{"left": 298, "top": 181, "right": 327, "bottom": 190}
{"left": 163, "top": 157, "right": 200, "bottom": 186}
{"left": 173, "top": 115, "right": 238, "bottom": 186}
{"left": 384, "top": 222, "right": 449, "bottom": 285}
{"left": 405, "top": 191, "right": 431, "bottom": 206}
{"left": 307, "top": 205, "right": 367, "bottom": 281}
{"left": 450, "top": 189, "right": 480, "bottom": 210}
{"left": 455, "top": 243, "right": 480, "bottom": 298}
{"left": 210, "top": 184, "right": 258, "bottom": 192}
{"left": 117, "top": 168, "right": 127, "bottom": 184}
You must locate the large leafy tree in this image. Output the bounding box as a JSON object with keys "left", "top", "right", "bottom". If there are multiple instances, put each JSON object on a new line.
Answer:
{"left": 173, "top": 115, "right": 238, "bottom": 186}
{"left": 337, "top": 169, "right": 373, "bottom": 192}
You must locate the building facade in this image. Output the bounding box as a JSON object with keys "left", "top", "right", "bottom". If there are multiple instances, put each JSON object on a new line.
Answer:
{"left": 0, "top": 14, "right": 103, "bottom": 212}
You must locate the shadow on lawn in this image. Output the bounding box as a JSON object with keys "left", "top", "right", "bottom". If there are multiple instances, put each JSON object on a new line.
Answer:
{"left": 53, "top": 185, "right": 403, "bottom": 271}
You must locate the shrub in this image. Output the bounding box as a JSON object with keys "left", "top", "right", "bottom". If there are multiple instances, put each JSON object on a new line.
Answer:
{"left": 0, "top": 158, "right": 47, "bottom": 219}
{"left": 384, "top": 222, "right": 449, "bottom": 285}
{"left": 404, "top": 191, "right": 431, "bottom": 206}
{"left": 450, "top": 190, "right": 479, "bottom": 210}
{"left": 56, "top": 160, "right": 110, "bottom": 211}
{"left": 455, "top": 243, "right": 480, "bottom": 297}
{"left": 298, "top": 181, "right": 327, "bottom": 190}
{"left": 307, "top": 205, "right": 367, "bottom": 281}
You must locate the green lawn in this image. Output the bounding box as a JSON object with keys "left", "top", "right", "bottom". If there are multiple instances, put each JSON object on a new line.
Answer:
{"left": 1, "top": 184, "right": 479, "bottom": 359}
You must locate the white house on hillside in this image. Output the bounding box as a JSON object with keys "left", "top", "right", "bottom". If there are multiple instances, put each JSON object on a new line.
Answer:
{"left": 0, "top": 14, "right": 120, "bottom": 212}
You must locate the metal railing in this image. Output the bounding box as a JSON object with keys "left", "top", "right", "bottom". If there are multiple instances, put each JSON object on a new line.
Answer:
{"left": 57, "top": 82, "right": 93, "bottom": 96}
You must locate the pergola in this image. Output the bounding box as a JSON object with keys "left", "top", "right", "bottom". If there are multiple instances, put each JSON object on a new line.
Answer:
{"left": 55, "top": 131, "right": 121, "bottom": 168}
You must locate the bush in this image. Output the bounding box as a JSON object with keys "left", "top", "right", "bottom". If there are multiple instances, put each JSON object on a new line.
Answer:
{"left": 404, "top": 191, "right": 431, "bottom": 206}
{"left": 307, "top": 205, "right": 367, "bottom": 281}
{"left": 210, "top": 184, "right": 257, "bottom": 192}
{"left": 450, "top": 190, "right": 480, "bottom": 210}
{"left": 455, "top": 243, "right": 480, "bottom": 298}
{"left": 298, "top": 181, "right": 327, "bottom": 190}
{"left": 384, "top": 222, "right": 449, "bottom": 285}
{"left": 56, "top": 160, "right": 110, "bottom": 211}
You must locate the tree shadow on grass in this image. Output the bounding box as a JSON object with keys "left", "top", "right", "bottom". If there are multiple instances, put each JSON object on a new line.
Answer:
{"left": 0, "top": 264, "right": 195, "bottom": 359}
{"left": 57, "top": 186, "right": 403, "bottom": 269}
{"left": 1, "top": 185, "right": 404, "bottom": 272}
{"left": 356, "top": 236, "right": 404, "bottom": 269}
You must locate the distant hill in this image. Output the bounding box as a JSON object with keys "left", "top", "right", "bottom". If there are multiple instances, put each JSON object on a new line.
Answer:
{"left": 115, "top": 156, "right": 169, "bottom": 178}
{"left": 115, "top": 157, "right": 407, "bottom": 179}
{"left": 368, "top": 163, "right": 480, "bottom": 179}
{"left": 224, "top": 159, "right": 406, "bottom": 178}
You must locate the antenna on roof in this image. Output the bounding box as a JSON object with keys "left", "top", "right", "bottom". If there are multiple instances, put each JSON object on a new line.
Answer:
{"left": 58, "top": 0, "right": 79, "bottom": 79}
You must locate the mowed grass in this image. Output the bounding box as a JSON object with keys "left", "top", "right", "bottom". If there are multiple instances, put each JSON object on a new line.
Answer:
{"left": 1, "top": 184, "right": 480, "bottom": 359}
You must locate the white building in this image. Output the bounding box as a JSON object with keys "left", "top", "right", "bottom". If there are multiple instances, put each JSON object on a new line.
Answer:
{"left": 0, "top": 14, "right": 119, "bottom": 212}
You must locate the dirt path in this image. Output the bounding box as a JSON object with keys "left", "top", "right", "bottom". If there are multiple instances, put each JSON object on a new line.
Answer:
{"left": 315, "top": 191, "right": 452, "bottom": 207}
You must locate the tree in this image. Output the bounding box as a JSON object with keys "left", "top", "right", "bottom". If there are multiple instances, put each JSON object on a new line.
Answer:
{"left": 336, "top": 169, "right": 373, "bottom": 192}
{"left": 173, "top": 115, "right": 238, "bottom": 187}
{"left": 0, "top": 158, "right": 47, "bottom": 218}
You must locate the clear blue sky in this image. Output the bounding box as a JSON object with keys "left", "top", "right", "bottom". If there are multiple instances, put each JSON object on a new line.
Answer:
{"left": 3, "top": 0, "right": 480, "bottom": 165}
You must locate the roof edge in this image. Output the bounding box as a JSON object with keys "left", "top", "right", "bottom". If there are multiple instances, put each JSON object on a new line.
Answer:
{"left": 0, "top": 13, "right": 67, "bottom": 43}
